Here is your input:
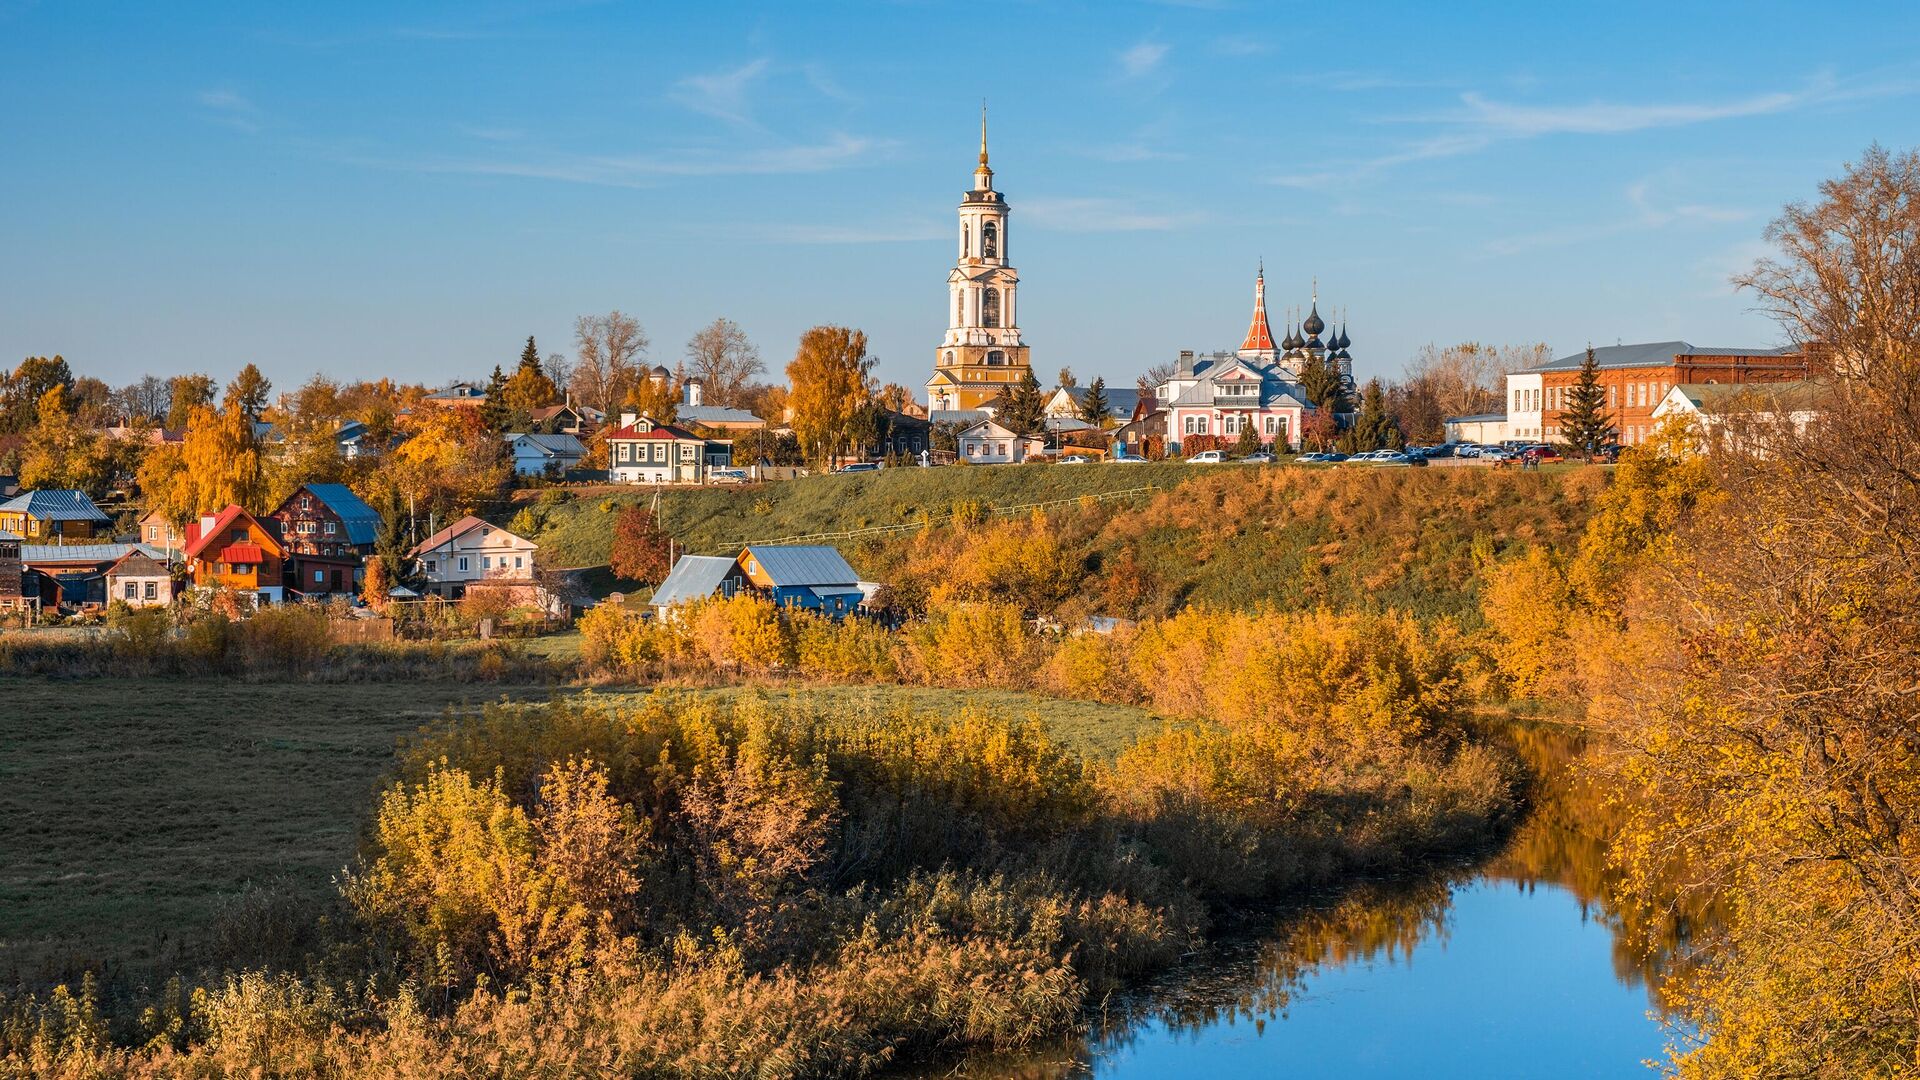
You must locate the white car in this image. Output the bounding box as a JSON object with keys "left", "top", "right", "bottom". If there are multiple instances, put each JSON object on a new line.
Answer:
{"left": 1188, "top": 450, "right": 1225, "bottom": 463}
{"left": 1108, "top": 454, "right": 1148, "bottom": 464}
{"left": 1058, "top": 454, "right": 1091, "bottom": 464}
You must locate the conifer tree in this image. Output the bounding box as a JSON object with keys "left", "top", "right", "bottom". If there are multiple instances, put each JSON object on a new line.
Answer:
{"left": 478, "top": 365, "right": 511, "bottom": 432}
{"left": 999, "top": 368, "right": 1047, "bottom": 437}
{"left": 1559, "top": 346, "right": 1616, "bottom": 458}
{"left": 1077, "top": 377, "right": 1111, "bottom": 428}
{"left": 1298, "top": 351, "right": 1348, "bottom": 413}
{"left": 1232, "top": 421, "right": 1263, "bottom": 457}
{"left": 1339, "top": 378, "right": 1400, "bottom": 453}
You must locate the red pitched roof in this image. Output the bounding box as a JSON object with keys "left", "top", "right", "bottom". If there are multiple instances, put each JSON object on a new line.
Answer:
{"left": 1240, "top": 267, "right": 1275, "bottom": 352}
{"left": 603, "top": 417, "right": 700, "bottom": 441}
{"left": 406, "top": 514, "right": 534, "bottom": 559}
{"left": 183, "top": 505, "right": 285, "bottom": 561}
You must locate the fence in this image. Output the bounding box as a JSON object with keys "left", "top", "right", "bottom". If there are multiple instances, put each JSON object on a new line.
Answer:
{"left": 701, "top": 484, "right": 1162, "bottom": 555}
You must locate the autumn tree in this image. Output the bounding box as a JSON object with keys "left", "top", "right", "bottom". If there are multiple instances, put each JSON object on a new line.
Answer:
{"left": 571, "top": 311, "right": 648, "bottom": 416}
{"left": 501, "top": 336, "right": 561, "bottom": 416}
{"left": 140, "top": 404, "right": 267, "bottom": 523}
{"left": 785, "top": 326, "right": 876, "bottom": 466}
{"left": 1403, "top": 342, "right": 1512, "bottom": 419}
{"left": 1078, "top": 377, "right": 1111, "bottom": 428}
{"left": 622, "top": 368, "right": 679, "bottom": 424}
{"left": 223, "top": 363, "right": 273, "bottom": 420}
{"left": 114, "top": 375, "right": 171, "bottom": 424}
{"left": 875, "top": 382, "right": 916, "bottom": 415}
{"left": 1056, "top": 367, "right": 1075, "bottom": 389}
{"left": 610, "top": 505, "right": 673, "bottom": 585}
{"left": 385, "top": 403, "right": 511, "bottom": 519}
{"left": 684, "top": 318, "right": 764, "bottom": 406}
{"left": 166, "top": 374, "right": 217, "bottom": 430}
{"left": 1557, "top": 347, "right": 1614, "bottom": 457}
{"left": 0, "top": 355, "right": 74, "bottom": 434}
{"left": 19, "top": 386, "right": 113, "bottom": 496}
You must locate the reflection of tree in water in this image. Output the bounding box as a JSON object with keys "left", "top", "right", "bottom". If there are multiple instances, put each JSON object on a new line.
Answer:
{"left": 916, "top": 719, "right": 1721, "bottom": 1079}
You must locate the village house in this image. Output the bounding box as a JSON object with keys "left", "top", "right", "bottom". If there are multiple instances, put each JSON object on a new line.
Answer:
{"left": 423, "top": 382, "right": 488, "bottom": 406}
{"left": 1651, "top": 380, "right": 1824, "bottom": 449}
{"left": 0, "top": 529, "right": 24, "bottom": 612}
{"left": 269, "top": 483, "right": 383, "bottom": 598}
{"left": 1444, "top": 413, "right": 1512, "bottom": 444}
{"left": 0, "top": 490, "right": 113, "bottom": 543}
{"left": 408, "top": 515, "right": 538, "bottom": 599}
{"left": 957, "top": 417, "right": 1044, "bottom": 464}
{"left": 1044, "top": 385, "right": 1140, "bottom": 427}
{"left": 107, "top": 550, "right": 175, "bottom": 608}
{"left": 528, "top": 403, "right": 604, "bottom": 436}
{"left": 24, "top": 541, "right": 173, "bottom": 609}
{"left": 503, "top": 432, "right": 588, "bottom": 477}
{"left": 648, "top": 554, "right": 740, "bottom": 619}
{"left": 604, "top": 413, "right": 732, "bottom": 484}
{"left": 675, "top": 378, "right": 765, "bottom": 433}
{"left": 138, "top": 510, "right": 185, "bottom": 557}
{"left": 651, "top": 545, "right": 870, "bottom": 620}
{"left": 183, "top": 505, "right": 288, "bottom": 606}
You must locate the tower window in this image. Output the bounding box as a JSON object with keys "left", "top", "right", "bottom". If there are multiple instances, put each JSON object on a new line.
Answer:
{"left": 987, "top": 350, "right": 1006, "bottom": 365}
{"left": 961, "top": 224, "right": 969, "bottom": 258}
{"left": 982, "top": 221, "right": 998, "bottom": 259}
{"left": 983, "top": 287, "right": 1001, "bottom": 328}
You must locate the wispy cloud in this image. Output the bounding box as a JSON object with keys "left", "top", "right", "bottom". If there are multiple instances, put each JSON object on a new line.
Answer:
{"left": 1481, "top": 180, "right": 1752, "bottom": 257}
{"left": 1117, "top": 40, "right": 1169, "bottom": 80}
{"left": 355, "top": 132, "right": 884, "bottom": 188}
{"left": 1273, "top": 71, "right": 1920, "bottom": 188}
{"left": 670, "top": 58, "right": 772, "bottom": 126}
{"left": 196, "top": 89, "right": 264, "bottom": 134}
{"left": 1022, "top": 196, "right": 1204, "bottom": 233}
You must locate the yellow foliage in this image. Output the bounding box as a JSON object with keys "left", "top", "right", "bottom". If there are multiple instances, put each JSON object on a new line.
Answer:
{"left": 1478, "top": 546, "right": 1575, "bottom": 700}
{"left": 901, "top": 602, "right": 1044, "bottom": 688}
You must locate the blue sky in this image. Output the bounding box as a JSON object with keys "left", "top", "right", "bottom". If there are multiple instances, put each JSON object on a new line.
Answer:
{"left": 4, "top": 1, "right": 1918, "bottom": 395}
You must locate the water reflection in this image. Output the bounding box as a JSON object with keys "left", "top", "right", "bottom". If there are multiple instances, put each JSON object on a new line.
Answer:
{"left": 923, "top": 721, "right": 1712, "bottom": 1079}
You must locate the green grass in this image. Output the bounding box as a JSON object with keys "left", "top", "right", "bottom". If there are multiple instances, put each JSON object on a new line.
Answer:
{"left": 0, "top": 678, "right": 1158, "bottom": 985}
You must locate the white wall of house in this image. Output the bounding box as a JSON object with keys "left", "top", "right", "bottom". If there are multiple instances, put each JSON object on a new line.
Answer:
{"left": 417, "top": 524, "right": 538, "bottom": 596}
{"left": 109, "top": 572, "right": 173, "bottom": 607}
{"left": 1504, "top": 372, "right": 1544, "bottom": 441}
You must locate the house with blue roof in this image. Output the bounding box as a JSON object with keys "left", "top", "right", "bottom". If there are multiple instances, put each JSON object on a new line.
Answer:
{"left": 648, "top": 544, "right": 872, "bottom": 620}
{"left": 268, "top": 483, "right": 385, "bottom": 597}
{"left": 503, "top": 431, "right": 588, "bottom": 477}
{"left": 0, "top": 490, "right": 113, "bottom": 543}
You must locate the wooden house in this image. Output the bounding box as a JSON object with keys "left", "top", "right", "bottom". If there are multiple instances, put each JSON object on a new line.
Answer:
{"left": 183, "top": 505, "right": 288, "bottom": 605}
{"left": 408, "top": 515, "right": 537, "bottom": 599}
{"left": 107, "top": 550, "right": 175, "bottom": 608}
{"left": 268, "top": 483, "right": 382, "bottom": 598}
{"left": 0, "top": 529, "right": 23, "bottom": 611}
{"left": 735, "top": 545, "right": 866, "bottom": 618}
{"left": 0, "top": 490, "right": 112, "bottom": 542}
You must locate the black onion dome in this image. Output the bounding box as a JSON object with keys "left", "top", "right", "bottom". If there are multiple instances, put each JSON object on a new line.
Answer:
{"left": 1302, "top": 304, "right": 1325, "bottom": 336}
{"left": 1337, "top": 323, "right": 1351, "bottom": 350}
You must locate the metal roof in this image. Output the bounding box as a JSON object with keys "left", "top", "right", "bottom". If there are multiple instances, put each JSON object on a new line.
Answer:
{"left": 301, "top": 484, "right": 384, "bottom": 546}
{"left": 22, "top": 542, "right": 169, "bottom": 565}
{"left": 742, "top": 544, "right": 859, "bottom": 588}
{"left": 678, "top": 405, "right": 763, "bottom": 425}
{"left": 0, "top": 490, "right": 112, "bottom": 523}
{"left": 649, "top": 554, "right": 737, "bottom": 608}
{"left": 928, "top": 409, "right": 990, "bottom": 426}
{"left": 505, "top": 432, "right": 588, "bottom": 457}
{"left": 1538, "top": 341, "right": 1796, "bottom": 372}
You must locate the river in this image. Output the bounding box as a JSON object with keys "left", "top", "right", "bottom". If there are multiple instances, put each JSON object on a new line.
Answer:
{"left": 932, "top": 722, "right": 1706, "bottom": 1079}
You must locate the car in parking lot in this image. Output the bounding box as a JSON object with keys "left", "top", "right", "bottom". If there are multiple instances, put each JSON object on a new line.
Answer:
{"left": 1239, "top": 451, "right": 1277, "bottom": 464}
{"left": 836, "top": 461, "right": 882, "bottom": 473}
{"left": 708, "top": 468, "right": 749, "bottom": 484}
{"left": 1188, "top": 450, "right": 1225, "bottom": 463}
{"left": 1057, "top": 454, "right": 1091, "bottom": 464}
{"left": 1109, "top": 454, "right": 1148, "bottom": 464}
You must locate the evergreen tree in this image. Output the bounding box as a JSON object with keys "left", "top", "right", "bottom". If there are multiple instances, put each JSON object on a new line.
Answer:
{"left": 478, "top": 365, "right": 510, "bottom": 432}
{"left": 223, "top": 363, "right": 273, "bottom": 420}
{"left": 500, "top": 336, "right": 559, "bottom": 424}
{"left": 1298, "top": 351, "right": 1348, "bottom": 414}
{"left": 999, "top": 368, "right": 1047, "bottom": 437}
{"left": 1559, "top": 346, "right": 1616, "bottom": 458}
{"left": 371, "top": 487, "right": 421, "bottom": 590}
{"left": 1077, "top": 377, "right": 1111, "bottom": 428}
{"left": 1232, "top": 422, "right": 1263, "bottom": 457}
{"left": 1339, "top": 378, "right": 1400, "bottom": 453}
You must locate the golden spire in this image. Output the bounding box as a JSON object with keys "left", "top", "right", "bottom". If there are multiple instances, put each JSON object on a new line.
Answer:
{"left": 979, "top": 99, "right": 989, "bottom": 166}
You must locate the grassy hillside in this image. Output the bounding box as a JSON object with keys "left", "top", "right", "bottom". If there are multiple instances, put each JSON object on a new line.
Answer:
{"left": 520, "top": 462, "right": 1607, "bottom": 623}
{"left": 0, "top": 679, "right": 1158, "bottom": 986}
{"left": 519, "top": 461, "right": 1197, "bottom": 567}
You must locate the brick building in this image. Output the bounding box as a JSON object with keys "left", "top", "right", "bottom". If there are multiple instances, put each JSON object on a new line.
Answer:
{"left": 1513, "top": 341, "right": 1808, "bottom": 447}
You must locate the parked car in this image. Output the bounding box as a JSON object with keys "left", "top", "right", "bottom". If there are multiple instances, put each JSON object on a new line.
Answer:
{"left": 1457, "top": 444, "right": 1483, "bottom": 458}
{"left": 709, "top": 468, "right": 749, "bottom": 484}
{"left": 1526, "top": 444, "right": 1565, "bottom": 463}
{"left": 1239, "top": 451, "right": 1277, "bottom": 464}
{"left": 1368, "top": 451, "right": 1414, "bottom": 466}
{"left": 1109, "top": 454, "right": 1149, "bottom": 464}
{"left": 836, "top": 462, "right": 882, "bottom": 473}
{"left": 1188, "top": 450, "right": 1225, "bottom": 463}
{"left": 1481, "top": 447, "right": 1515, "bottom": 462}
{"left": 1057, "top": 454, "right": 1092, "bottom": 464}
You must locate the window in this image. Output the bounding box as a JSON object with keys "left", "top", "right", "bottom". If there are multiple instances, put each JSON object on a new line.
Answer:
{"left": 143, "top": 581, "right": 157, "bottom": 600}
{"left": 232, "top": 529, "right": 246, "bottom": 542}
{"left": 426, "top": 559, "right": 437, "bottom": 573}
{"left": 982, "top": 287, "right": 1001, "bottom": 328}
{"left": 1608, "top": 385, "right": 1617, "bottom": 406}
{"left": 314, "top": 569, "right": 325, "bottom": 583}
{"left": 514, "top": 556, "right": 523, "bottom": 569}
{"left": 324, "top": 521, "right": 336, "bottom": 535}
{"left": 457, "top": 556, "right": 469, "bottom": 573}
{"left": 982, "top": 220, "right": 998, "bottom": 258}
{"left": 482, "top": 556, "right": 491, "bottom": 570}
{"left": 986, "top": 350, "right": 1006, "bottom": 365}
{"left": 124, "top": 582, "right": 136, "bottom": 599}
{"left": 961, "top": 223, "right": 970, "bottom": 258}
{"left": 300, "top": 496, "right": 311, "bottom": 510}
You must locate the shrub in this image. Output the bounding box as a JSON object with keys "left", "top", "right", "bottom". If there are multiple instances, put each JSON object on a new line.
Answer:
{"left": 901, "top": 602, "right": 1044, "bottom": 688}
{"left": 240, "top": 604, "right": 332, "bottom": 669}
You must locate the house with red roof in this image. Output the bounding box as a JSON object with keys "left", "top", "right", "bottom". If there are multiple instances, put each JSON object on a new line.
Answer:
{"left": 408, "top": 515, "right": 538, "bottom": 600}
{"left": 603, "top": 412, "right": 733, "bottom": 484}
{"left": 183, "top": 504, "right": 287, "bottom": 605}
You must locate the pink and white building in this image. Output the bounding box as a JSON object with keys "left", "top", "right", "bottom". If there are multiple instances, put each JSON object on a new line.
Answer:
{"left": 1157, "top": 268, "right": 1336, "bottom": 452}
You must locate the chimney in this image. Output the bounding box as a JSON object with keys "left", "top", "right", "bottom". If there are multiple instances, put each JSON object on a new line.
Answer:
{"left": 200, "top": 513, "right": 218, "bottom": 537}
{"left": 620, "top": 411, "right": 637, "bottom": 429}
{"left": 685, "top": 378, "right": 703, "bottom": 407}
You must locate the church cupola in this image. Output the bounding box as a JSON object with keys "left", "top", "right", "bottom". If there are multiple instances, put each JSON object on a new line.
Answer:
{"left": 1238, "top": 263, "right": 1277, "bottom": 356}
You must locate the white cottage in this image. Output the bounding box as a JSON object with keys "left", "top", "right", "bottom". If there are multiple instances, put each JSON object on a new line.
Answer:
{"left": 956, "top": 418, "right": 1044, "bottom": 465}
{"left": 408, "top": 515, "right": 538, "bottom": 599}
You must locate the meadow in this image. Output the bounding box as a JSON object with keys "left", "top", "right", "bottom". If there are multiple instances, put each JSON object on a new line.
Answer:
{"left": 0, "top": 678, "right": 1158, "bottom": 990}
